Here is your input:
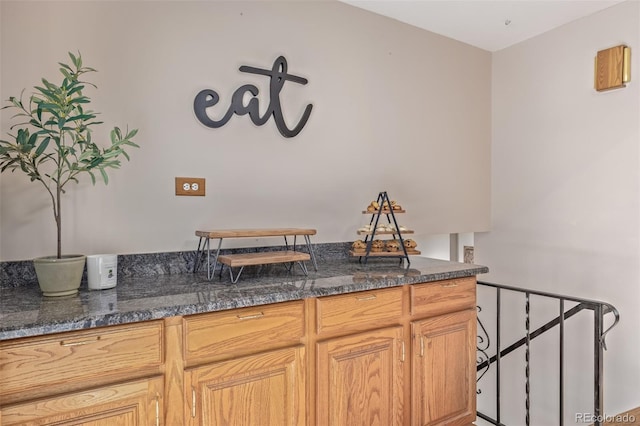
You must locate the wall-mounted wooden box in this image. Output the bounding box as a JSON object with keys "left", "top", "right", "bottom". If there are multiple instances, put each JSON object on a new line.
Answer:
{"left": 594, "top": 45, "right": 631, "bottom": 92}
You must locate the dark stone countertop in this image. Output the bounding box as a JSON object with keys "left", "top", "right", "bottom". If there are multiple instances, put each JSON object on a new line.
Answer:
{"left": 0, "top": 257, "right": 488, "bottom": 341}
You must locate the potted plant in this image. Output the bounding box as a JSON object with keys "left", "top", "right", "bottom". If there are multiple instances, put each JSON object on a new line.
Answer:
{"left": 0, "top": 52, "right": 138, "bottom": 296}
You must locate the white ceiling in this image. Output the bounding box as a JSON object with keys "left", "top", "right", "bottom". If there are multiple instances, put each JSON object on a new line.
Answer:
{"left": 341, "top": 0, "right": 627, "bottom": 52}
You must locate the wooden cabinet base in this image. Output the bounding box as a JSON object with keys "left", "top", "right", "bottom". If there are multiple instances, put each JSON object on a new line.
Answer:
{"left": 0, "top": 278, "right": 478, "bottom": 426}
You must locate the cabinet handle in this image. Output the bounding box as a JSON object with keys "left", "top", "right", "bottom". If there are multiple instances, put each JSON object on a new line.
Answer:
{"left": 441, "top": 283, "right": 458, "bottom": 288}
{"left": 401, "top": 341, "right": 405, "bottom": 362}
{"left": 236, "top": 312, "right": 264, "bottom": 320}
{"left": 60, "top": 336, "right": 101, "bottom": 346}
{"left": 355, "top": 295, "right": 377, "bottom": 301}
{"left": 420, "top": 336, "right": 425, "bottom": 357}
{"left": 155, "top": 392, "right": 160, "bottom": 426}
{"left": 191, "top": 387, "right": 197, "bottom": 418}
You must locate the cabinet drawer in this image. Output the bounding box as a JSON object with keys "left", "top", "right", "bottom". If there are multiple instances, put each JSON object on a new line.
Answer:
{"left": 410, "top": 277, "right": 476, "bottom": 318}
{"left": 183, "top": 300, "right": 305, "bottom": 366}
{"left": 316, "top": 287, "right": 403, "bottom": 337}
{"left": 0, "top": 321, "right": 163, "bottom": 400}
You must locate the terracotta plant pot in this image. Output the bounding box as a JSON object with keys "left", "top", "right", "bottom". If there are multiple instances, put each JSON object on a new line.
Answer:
{"left": 33, "top": 255, "right": 86, "bottom": 297}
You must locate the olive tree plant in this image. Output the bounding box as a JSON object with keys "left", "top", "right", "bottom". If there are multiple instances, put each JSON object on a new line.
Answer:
{"left": 0, "top": 52, "right": 139, "bottom": 259}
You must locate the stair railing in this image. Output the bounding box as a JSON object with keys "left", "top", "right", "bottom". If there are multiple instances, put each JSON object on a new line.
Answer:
{"left": 476, "top": 280, "right": 619, "bottom": 426}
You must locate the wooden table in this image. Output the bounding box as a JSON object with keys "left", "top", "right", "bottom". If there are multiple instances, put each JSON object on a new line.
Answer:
{"left": 193, "top": 228, "right": 318, "bottom": 282}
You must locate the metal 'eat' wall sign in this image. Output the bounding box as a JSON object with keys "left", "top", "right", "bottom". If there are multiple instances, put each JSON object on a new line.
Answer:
{"left": 193, "top": 56, "right": 313, "bottom": 138}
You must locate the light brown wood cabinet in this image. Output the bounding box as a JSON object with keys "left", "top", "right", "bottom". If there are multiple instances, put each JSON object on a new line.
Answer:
{"left": 312, "top": 279, "right": 476, "bottom": 426}
{"left": 409, "top": 278, "right": 477, "bottom": 426}
{"left": 412, "top": 309, "right": 476, "bottom": 426}
{"left": 316, "top": 326, "right": 405, "bottom": 426}
{"left": 0, "top": 373, "right": 163, "bottom": 426}
{"left": 314, "top": 287, "right": 405, "bottom": 426}
{"left": 0, "top": 321, "right": 164, "bottom": 405}
{"left": 185, "top": 346, "right": 305, "bottom": 426}
{"left": 0, "top": 277, "right": 477, "bottom": 426}
{"left": 0, "top": 321, "right": 165, "bottom": 426}
{"left": 180, "top": 301, "right": 306, "bottom": 426}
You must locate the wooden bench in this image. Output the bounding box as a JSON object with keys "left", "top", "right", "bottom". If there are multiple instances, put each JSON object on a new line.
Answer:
{"left": 193, "top": 228, "right": 317, "bottom": 282}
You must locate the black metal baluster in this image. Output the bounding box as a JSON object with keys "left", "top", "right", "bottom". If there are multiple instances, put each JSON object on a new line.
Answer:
{"left": 496, "top": 287, "right": 502, "bottom": 425}
{"left": 476, "top": 305, "right": 492, "bottom": 390}
{"left": 559, "top": 298, "right": 565, "bottom": 426}
{"left": 594, "top": 303, "right": 604, "bottom": 426}
{"left": 525, "top": 292, "right": 531, "bottom": 426}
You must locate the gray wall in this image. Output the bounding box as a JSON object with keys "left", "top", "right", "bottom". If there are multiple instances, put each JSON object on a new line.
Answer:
{"left": 477, "top": 0, "right": 640, "bottom": 420}
{"left": 0, "top": 1, "right": 491, "bottom": 261}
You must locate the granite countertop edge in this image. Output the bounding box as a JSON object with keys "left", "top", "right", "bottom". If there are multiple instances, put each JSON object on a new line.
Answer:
{"left": 0, "top": 258, "right": 488, "bottom": 341}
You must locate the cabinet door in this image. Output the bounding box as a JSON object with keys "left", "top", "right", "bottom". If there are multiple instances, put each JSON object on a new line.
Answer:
{"left": 185, "top": 346, "right": 305, "bottom": 426}
{"left": 0, "top": 376, "right": 163, "bottom": 426}
{"left": 412, "top": 309, "right": 476, "bottom": 426}
{"left": 316, "top": 326, "right": 405, "bottom": 426}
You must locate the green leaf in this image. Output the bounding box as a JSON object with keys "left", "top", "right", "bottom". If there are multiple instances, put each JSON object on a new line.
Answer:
{"left": 88, "top": 157, "right": 103, "bottom": 167}
{"left": 64, "top": 114, "right": 87, "bottom": 123}
{"left": 69, "top": 97, "right": 90, "bottom": 104}
{"left": 101, "top": 149, "right": 120, "bottom": 159}
{"left": 34, "top": 137, "right": 51, "bottom": 156}
{"left": 38, "top": 102, "right": 60, "bottom": 111}
{"left": 41, "top": 79, "right": 58, "bottom": 91}
{"left": 68, "top": 51, "right": 78, "bottom": 67}
{"left": 66, "top": 85, "right": 84, "bottom": 96}
{"left": 27, "top": 131, "right": 38, "bottom": 147}
{"left": 58, "top": 62, "right": 73, "bottom": 72}
{"left": 16, "top": 128, "right": 28, "bottom": 145}
{"left": 99, "top": 167, "right": 108, "bottom": 184}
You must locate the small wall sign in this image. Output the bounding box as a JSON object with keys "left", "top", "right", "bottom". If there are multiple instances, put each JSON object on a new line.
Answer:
{"left": 193, "top": 56, "right": 313, "bottom": 138}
